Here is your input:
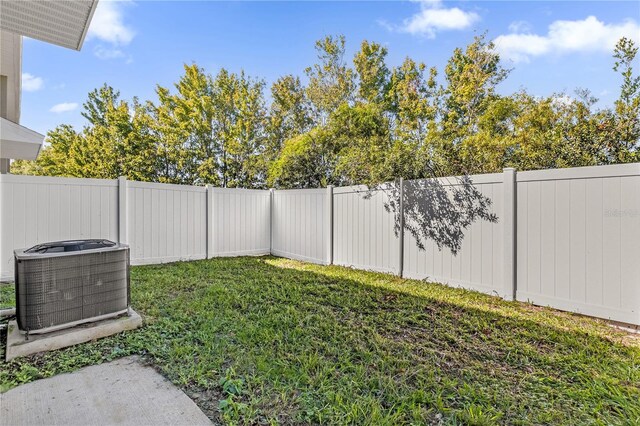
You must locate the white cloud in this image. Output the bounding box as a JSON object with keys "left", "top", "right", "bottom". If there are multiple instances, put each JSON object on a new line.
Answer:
{"left": 93, "top": 45, "right": 134, "bottom": 64}
{"left": 494, "top": 34, "right": 551, "bottom": 63}
{"left": 50, "top": 103, "right": 79, "bottom": 113}
{"left": 22, "top": 73, "right": 44, "bottom": 92}
{"left": 93, "top": 45, "right": 126, "bottom": 59}
{"left": 508, "top": 20, "right": 532, "bottom": 33}
{"left": 377, "top": 19, "right": 394, "bottom": 33}
{"left": 383, "top": 0, "right": 480, "bottom": 38}
{"left": 87, "top": 1, "right": 135, "bottom": 47}
{"left": 495, "top": 16, "right": 640, "bottom": 63}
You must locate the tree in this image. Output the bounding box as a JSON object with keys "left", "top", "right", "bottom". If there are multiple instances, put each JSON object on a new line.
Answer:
{"left": 151, "top": 65, "right": 268, "bottom": 187}
{"left": 305, "top": 35, "right": 355, "bottom": 124}
{"left": 609, "top": 37, "right": 640, "bottom": 162}
{"left": 331, "top": 102, "right": 392, "bottom": 185}
{"left": 454, "top": 95, "right": 518, "bottom": 174}
{"left": 266, "top": 75, "right": 312, "bottom": 163}
{"left": 268, "top": 128, "right": 332, "bottom": 188}
{"left": 80, "top": 87, "right": 154, "bottom": 179}
{"left": 437, "top": 34, "right": 510, "bottom": 175}
{"left": 210, "top": 69, "right": 267, "bottom": 188}
{"left": 353, "top": 40, "right": 389, "bottom": 104}
{"left": 12, "top": 85, "right": 156, "bottom": 181}
{"left": 170, "top": 64, "right": 220, "bottom": 185}
{"left": 385, "top": 58, "right": 438, "bottom": 179}
{"left": 147, "top": 85, "right": 196, "bottom": 184}
{"left": 124, "top": 99, "right": 162, "bottom": 182}
{"left": 10, "top": 125, "right": 84, "bottom": 177}
{"left": 13, "top": 34, "right": 637, "bottom": 193}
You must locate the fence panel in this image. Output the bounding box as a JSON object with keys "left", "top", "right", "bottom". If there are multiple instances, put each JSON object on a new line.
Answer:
{"left": 127, "top": 181, "right": 207, "bottom": 265}
{"left": 0, "top": 174, "right": 119, "bottom": 280}
{"left": 272, "top": 188, "right": 330, "bottom": 264}
{"left": 402, "top": 174, "right": 507, "bottom": 297}
{"left": 515, "top": 163, "right": 640, "bottom": 325}
{"left": 333, "top": 184, "right": 399, "bottom": 274}
{"left": 209, "top": 188, "right": 271, "bottom": 257}
{"left": 2, "top": 164, "right": 639, "bottom": 325}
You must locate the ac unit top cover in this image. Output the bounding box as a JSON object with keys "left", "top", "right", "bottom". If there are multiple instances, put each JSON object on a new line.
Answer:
{"left": 14, "top": 239, "right": 128, "bottom": 259}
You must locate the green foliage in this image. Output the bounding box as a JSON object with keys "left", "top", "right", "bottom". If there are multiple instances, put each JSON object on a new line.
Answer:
{"left": 353, "top": 40, "right": 389, "bottom": 104}
{"left": 167, "top": 64, "right": 220, "bottom": 185}
{"left": 610, "top": 37, "right": 640, "bottom": 163}
{"left": 386, "top": 57, "right": 436, "bottom": 140}
{"left": 305, "top": 35, "right": 355, "bottom": 124}
{"left": 1, "top": 257, "right": 639, "bottom": 424}
{"left": 0, "top": 283, "right": 14, "bottom": 309}
{"left": 267, "top": 128, "right": 332, "bottom": 188}
{"left": 330, "top": 102, "right": 393, "bottom": 185}
{"left": 435, "top": 35, "right": 510, "bottom": 175}
{"left": 266, "top": 74, "right": 312, "bottom": 163}
{"left": 13, "top": 86, "right": 157, "bottom": 180}
{"left": 151, "top": 65, "right": 268, "bottom": 187}
{"left": 12, "top": 35, "right": 640, "bottom": 188}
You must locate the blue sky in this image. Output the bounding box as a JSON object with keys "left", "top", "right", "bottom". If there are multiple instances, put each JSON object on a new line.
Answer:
{"left": 20, "top": 0, "right": 640, "bottom": 135}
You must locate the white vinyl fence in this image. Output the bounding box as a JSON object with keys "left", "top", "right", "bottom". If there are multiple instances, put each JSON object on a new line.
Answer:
{"left": 515, "top": 164, "right": 640, "bottom": 325}
{"left": 271, "top": 188, "right": 331, "bottom": 264}
{"left": 402, "top": 172, "right": 512, "bottom": 299}
{"left": 1, "top": 163, "right": 639, "bottom": 325}
{"left": 208, "top": 188, "right": 270, "bottom": 257}
{"left": 333, "top": 184, "right": 400, "bottom": 274}
{"left": 0, "top": 175, "right": 119, "bottom": 280}
{"left": 126, "top": 180, "right": 207, "bottom": 265}
{"left": 0, "top": 174, "right": 271, "bottom": 280}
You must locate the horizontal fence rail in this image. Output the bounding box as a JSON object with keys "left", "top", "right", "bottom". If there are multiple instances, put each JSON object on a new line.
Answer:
{"left": 1, "top": 162, "right": 639, "bottom": 325}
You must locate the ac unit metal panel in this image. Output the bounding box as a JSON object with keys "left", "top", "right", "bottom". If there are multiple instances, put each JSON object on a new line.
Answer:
{"left": 14, "top": 240, "right": 130, "bottom": 333}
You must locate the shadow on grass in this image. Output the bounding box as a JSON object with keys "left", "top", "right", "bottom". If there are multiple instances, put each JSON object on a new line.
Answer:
{"left": 1, "top": 256, "right": 639, "bottom": 425}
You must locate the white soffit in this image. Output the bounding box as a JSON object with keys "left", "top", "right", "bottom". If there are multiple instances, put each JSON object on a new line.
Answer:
{"left": 0, "top": 0, "right": 98, "bottom": 51}
{"left": 0, "top": 117, "right": 45, "bottom": 160}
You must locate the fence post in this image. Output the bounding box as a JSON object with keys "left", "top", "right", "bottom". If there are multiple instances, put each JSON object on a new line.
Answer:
{"left": 398, "top": 178, "right": 405, "bottom": 277}
{"left": 269, "top": 188, "right": 275, "bottom": 255}
{"left": 503, "top": 168, "right": 517, "bottom": 301}
{"left": 206, "top": 185, "right": 213, "bottom": 259}
{"left": 326, "top": 185, "right": 334, "bottom": 265}
{"left": 118, "top": 176, "right": 128, "bottom": 244}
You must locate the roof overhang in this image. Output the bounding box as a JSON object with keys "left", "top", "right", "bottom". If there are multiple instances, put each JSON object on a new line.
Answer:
{"left": 0, "top": 117, "right": 45, "bottom": 161}
{"left": 0, "top": 0, "right": 98, "bottom": 51}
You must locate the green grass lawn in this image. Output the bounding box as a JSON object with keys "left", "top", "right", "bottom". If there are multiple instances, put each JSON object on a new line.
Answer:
{"left": 0, "top": 283, "right": 15, "bottom": 310}
{"left": 1, "top": 257, "right": 639, "bottom": 425}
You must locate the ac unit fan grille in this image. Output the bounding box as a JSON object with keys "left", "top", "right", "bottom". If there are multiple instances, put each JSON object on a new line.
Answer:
{"left": 15, "top": 243, "right": 130, "bottom": 332}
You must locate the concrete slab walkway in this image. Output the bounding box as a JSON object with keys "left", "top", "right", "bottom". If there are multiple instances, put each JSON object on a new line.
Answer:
{"left": 0, "top": 356, "right": 212, "bottom": 426}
